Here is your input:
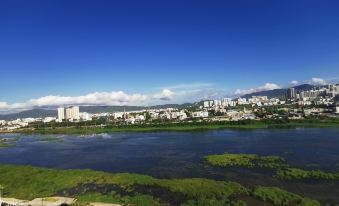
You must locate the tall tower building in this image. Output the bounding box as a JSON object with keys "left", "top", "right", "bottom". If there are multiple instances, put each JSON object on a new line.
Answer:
{"left": 287, "top": 88, "right": 296, "bottom": 99}
{"left": 57, "top": 107, "right": 65, "bottom": 121}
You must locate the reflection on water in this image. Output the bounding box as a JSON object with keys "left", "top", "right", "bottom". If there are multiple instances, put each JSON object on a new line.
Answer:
{"left": 1, "top": 128, "right": 339, "bottom": 204}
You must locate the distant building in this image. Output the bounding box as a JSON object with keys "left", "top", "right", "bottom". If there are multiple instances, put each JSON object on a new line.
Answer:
{"left": 57, "top": 107, "right": 65, "bottom": 121}
{"left": 203, "top": 101, "right": 210, "bottom": 108}
{"left": 287, "top": 88, "right": 296, "bottom": 99}
{"left": 80, "top": 112, "right": 92, "bottom": 121}
{"left": 65, "top": 106, "right": 80, "bottom": 120}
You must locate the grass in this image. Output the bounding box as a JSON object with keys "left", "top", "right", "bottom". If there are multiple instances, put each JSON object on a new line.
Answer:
{"left": 276, "top": 168, "right": 339, "bottom": 180}
{"left": 0, "top": 137, "right": 19, "bottom": 148}
{"left": 13, "top": 117, "right": 339, "bottom": 135}
{"left": 0, "top": 143, "right": 15, "bottom": 148}
{"left": 38, "top": 137, "right": 64, "bottom": 142}
{"left": 21, "top": 124, "right": 268, "bottom": 135}
{"left": 205, "top": 153, "right": 287, "bottom": 169}
{"left": 205, "top": 153, "right": 339, "bottom": 181}
{"left": 0, "top": 164, "right": 320, "bottom": 206}
{"left": 252, "top": 186, "right": 320, "bottom": 206}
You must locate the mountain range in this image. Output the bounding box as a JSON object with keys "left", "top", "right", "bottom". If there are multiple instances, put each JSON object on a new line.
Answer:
{"left": 240, "top": 84, "right": 315, "bottom": 99}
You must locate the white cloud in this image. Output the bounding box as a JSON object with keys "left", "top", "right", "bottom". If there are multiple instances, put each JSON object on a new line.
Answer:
{"left": 159, "top": 82, "right": 226, "bottom": 102}
{"left": 262, "top": 83, "right": 280, "bottom": 90}
{"left": 290, "top": 80, "right": 299, "bottom": 85}
{"left": 234, "top": 83, "right": 281, "bottom": 96}
{"left": 308, "top": 77, "right": 327, "bottom": 85}
{"left": 152, "top": 89, "right": 174, "bottom": 101}
{"left": 0, "top": 90, "right": 175, "bottom": 113}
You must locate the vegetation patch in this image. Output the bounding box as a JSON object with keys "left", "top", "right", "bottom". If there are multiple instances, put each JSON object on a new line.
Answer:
{"left": 39, "top": 136, "right": 64, "bottom": 142}
{"left": 276, "top": 168, "right": 339, "bottom": 180}
{"left": 205, "top": 153, "right": 339, "bottom": 182}
{"left": 0, "top": 143, "right": 15, "bottom": 148}
{"left": 205, "top": 153, "right": 286, "bottom": 169}
{"left": 12, "top": 117, "right": 339, "bottom": 135}
{"left": 252, "top": 186, "right": 320, "bottom": 206}
{"left": 0, "top": 164, "right": 320, "bottom": 206}
{"left": 0, "top": 137, "right": 19, "bottom": 148}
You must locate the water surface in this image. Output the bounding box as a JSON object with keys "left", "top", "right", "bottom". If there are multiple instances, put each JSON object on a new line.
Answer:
{"left": 1, "top": 128, "right": 339, "bottom": 204}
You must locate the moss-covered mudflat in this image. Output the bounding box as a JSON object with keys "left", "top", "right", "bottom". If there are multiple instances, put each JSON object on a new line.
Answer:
{"left": 0, "top": 143, "right": 14, "bottom": 148}
{"left": 205, "top": 153, "right": 339, "bottom": 181}
{"left": 0, "top": 164, "right": 320, "bottom": 206}
{"left": 204, "top": 153, "right": 287, "bottom": 169}
{"left": 0, "top": 137, "right": 18, "bottom": 148}
{"left": 276, "top": 168, "right": 339, "bottom": 180}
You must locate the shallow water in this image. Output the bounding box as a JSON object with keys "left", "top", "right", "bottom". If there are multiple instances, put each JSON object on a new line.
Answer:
{"left": 1, "top": 128, "right": 339, "bottom": 204}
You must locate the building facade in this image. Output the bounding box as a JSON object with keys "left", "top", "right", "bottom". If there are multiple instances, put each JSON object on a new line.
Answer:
{"left": 65, "top": 106, "right": 80, "bottom": 120}
{"left": 57, "top": 107, "right": 65, "bottom": 121}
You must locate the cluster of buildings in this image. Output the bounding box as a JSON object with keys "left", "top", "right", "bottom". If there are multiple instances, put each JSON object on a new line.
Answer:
{"left": 104, "top": 109, "right": 191, "bottom": 124}
{"left": 0, "top": 117, "right": 58, "bottom": 130}
{"left": 287, "top": 84, "right": 339, "bottom": 106}
{"left": 57, "top": 106, "right": 80, "bottom": 122}
{"left": 204, "top": 84, "right": 339, "bottom": 111}
{"left": 204, "top": 96, "right": 286, "bottom": 110}
{"left": 1, "top": 84, "right": 338, "bottom": 131}
{"left": 57, "top": 106, "right": 94, "bottom": 122}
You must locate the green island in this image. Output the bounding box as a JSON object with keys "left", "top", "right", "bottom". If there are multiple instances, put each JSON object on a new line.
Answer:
{"left": 0, "top": 137, "right": 18, "bottom": 148}
{"left": 276, "top": 168, "right": 339, "bottom": 180}
{"left": 0, "top": 143, "right": 14, "bottom": 148}
{"left": 204, "top": 153, "right": 287, "bottom": 169}
{"left": 205, "top": 153, "right": 339, "bottom": 181}
{"left": 6, "top": 118, "right": 339, "bottom": 135}
{"left": 0, "top": 164, "right": 320, "bottom": 206}
{"left": 38, "top": 136, "right": 64, "bottom": 142}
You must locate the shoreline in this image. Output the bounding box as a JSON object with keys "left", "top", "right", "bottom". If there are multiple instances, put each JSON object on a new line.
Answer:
{"left": 1, "top": 120, "right": 339, "bottom": 135}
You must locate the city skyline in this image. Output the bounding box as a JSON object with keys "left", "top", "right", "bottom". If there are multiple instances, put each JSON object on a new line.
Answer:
{"left": 0, "top": 78, "right": 337, "bottom": 114}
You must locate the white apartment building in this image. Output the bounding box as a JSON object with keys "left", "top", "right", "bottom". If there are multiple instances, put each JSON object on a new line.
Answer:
{"left": 237, "top": 98, "right": 247, "bottom": 105}
{"left": 80, "top": 112, "right": 92, "bottom": 121}
{"left": 0, "top": 120, "right": 6, "bottom": 126}
{"left": 203, "top": 101, "right": 210, "bottom": 108}
{"left": 43, "top": 117, "right": 56, "bottom": 123}
{"left": 58, "top": 107, "right": 65, "bottom": 121}
{"left": 66, "top": 106, "right": 80, "bottom": 120}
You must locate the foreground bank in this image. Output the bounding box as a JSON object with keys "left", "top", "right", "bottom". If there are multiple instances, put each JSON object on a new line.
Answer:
{"left": 0, "top": 164, "right": 320, "bottom": 206}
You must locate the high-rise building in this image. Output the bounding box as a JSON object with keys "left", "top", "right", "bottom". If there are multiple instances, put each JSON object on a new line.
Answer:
{"left": 65, "top": 106, "right": 80, "bottom": 120}
{"left": 203, "top": 101, "right": 210, "bottom": 108}
{"left": 57, "top": 107, "right": 65, "bottom": 121}
{"left": 287, "top": 88, "right": 296, "bottom": 99}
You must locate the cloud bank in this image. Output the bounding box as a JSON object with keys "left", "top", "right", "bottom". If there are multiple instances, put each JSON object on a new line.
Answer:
{"left": 234, "top": 83, "right": 281, "bottom": 96}
{"left": 308, "top": 77, "right": 327, "bottom": 85}
{"left": 0, "top": 90, "right": 174, "bottom": 113}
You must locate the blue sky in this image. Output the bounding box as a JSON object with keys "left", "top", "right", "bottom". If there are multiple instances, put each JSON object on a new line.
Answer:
{"left": 0, "top": 0, "right": 339, "bottom": 111}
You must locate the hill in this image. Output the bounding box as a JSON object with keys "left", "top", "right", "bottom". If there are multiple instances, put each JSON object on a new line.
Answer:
{"left": 0, "top": 109, "right": 57, "bottom": 120}
{"left": 241, "top": 84, "right": 314, "bottom": 99}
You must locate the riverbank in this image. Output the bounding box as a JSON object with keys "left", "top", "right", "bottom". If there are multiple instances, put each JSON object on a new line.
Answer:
{"left": 0, "top": 164, "right": 320, "bottom": 206}
{"left": 2, "top": 118, "right": 339, "bottom": 135}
